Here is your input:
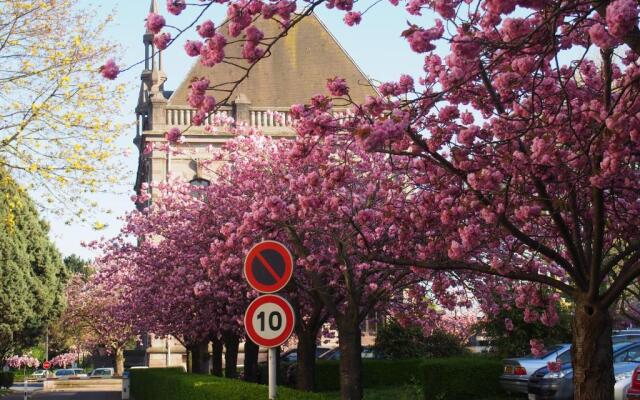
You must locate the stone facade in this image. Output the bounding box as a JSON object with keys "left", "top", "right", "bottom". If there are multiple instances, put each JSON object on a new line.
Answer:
{"left": 134, "top": 0, "right": 378, "bottom": 369}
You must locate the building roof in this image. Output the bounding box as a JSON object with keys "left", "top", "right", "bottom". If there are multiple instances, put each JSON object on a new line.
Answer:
{"left": 168, "top": 14, "right": 376, "bottom": 108}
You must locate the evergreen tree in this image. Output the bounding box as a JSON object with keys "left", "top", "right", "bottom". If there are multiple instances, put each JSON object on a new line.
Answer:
{"left": 0, "top": 166, "right": 68, "bottom": 359}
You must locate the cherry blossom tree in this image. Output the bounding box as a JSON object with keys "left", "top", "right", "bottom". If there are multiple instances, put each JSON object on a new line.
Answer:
{"left": 49, "top": 353, "right": 78, "bottom": 369}
{"left": 99, "top": 0, "right": 640, "bottom": 396}
{"left": 4, "top": 355, "right": 39, "bottom": 369}
{"left": 62, "top": 274, "right": 135, "bottom": 375}
{"left": 196, "top": 135, "right": 471, "bottom": 398}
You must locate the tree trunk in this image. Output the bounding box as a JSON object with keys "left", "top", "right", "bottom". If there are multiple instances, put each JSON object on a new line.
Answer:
{"left": 223, "top": 332, "right": 239, "bottom": 379}
{"left": 296, "top": 331, "right": 318, "bottom": 391}
{"left": 191, "top": 340, "right": 210, "bottom": 374}
{"left": 185, "top": 344, "right": 194, "bottom": 374}
{"left": 337, "top": 316, "right": 363, "bottom": 400}
{"left": 572, "top": 298, "right": 614, "bottom": 400}
{"left": 114, "top": 347, "right": 124, "bottom": 376}
{"left": 243, "top": 337, "right": 259, "bottom": 382}
{"left": 211, "top": 337, "right": 223, "bottom": 377}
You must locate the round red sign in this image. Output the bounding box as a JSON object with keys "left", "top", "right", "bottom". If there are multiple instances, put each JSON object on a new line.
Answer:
{"left": 244, "top": 241, "right": 294, "bottom": 293}
{"left": 244, "top": 295, "right": 295, "bottom": 348}
{"left": 43, "top": 361, "right": 51, "bottom": 370}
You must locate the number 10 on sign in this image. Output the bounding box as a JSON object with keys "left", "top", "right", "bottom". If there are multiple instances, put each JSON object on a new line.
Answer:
{"left": 244, "top": 295, "right": 295, "bottom": 400}
{"left": 244, "top": 295, "right": 295, "bottom": 348}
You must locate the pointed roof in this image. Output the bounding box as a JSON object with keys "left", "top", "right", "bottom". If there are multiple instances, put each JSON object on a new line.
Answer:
{"left": 169, "top": 14, "right": 376, "bottom": 108}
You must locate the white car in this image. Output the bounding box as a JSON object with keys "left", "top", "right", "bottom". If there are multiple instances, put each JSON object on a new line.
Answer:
{"left": 31, "top": 370, "right": 50, "bottom": 381}
{"left": 89, "top": 368, "right": 114, "bottom": 378}
{"left": 53, "top": 369, "right": 77, "bottom": 380}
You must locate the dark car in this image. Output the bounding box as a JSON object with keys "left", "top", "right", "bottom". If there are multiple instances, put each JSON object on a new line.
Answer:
{"left": 318, "top": 346, "right": 383, "bottom": 360}
{"left": 280, "top": 347, "right": 332, "bottom": 363}
{"left": 528, "top": 341, "right": 640, "bottom": 400}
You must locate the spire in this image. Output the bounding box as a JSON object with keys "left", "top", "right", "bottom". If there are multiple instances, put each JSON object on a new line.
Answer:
{"left": 138, "top": 0, "right": 168, "bottom": 132}
{"left": 150, "top": 0, "right": 159, "bottom": 13}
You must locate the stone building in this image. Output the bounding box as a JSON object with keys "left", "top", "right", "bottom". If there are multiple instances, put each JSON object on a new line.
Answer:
{"left": 134, "top": 0, "right": 378, "bottom": 368}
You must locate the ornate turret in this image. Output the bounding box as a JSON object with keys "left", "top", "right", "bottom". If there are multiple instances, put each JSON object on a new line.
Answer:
{"left": 136, "top": 0, "right": 168, "bottom": 132}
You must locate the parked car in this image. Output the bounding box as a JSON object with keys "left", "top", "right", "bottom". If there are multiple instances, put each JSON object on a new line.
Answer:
{"left": 73, "top": 368, "right": 87, "bottom": 378}
{"left": 528, "top": 341, "right": 640, "bottom": 400}
{"left": 31, "top": 370, "right": 50, "bottom": 381}
{"left": 89, "top": 368, "right": 114, "bottom": 378}
{"left": 280, "top": 347, "right": 332, "bottom": 363}
{"left": 318, "top": 346, "right": 383, "bottom": 361}
{"left": 499, "top": 344, "right": 572, "bottom": 394}
{"left": 53, "top": 369, "right": 78, "bottom": 380}
{"left": 614, "top": 334, "right": 640, "bottom": 344}
{"left": 626, "top": 365, "right": 640, "bottom": 399}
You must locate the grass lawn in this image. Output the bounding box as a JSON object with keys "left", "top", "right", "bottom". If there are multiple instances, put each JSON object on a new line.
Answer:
{"left": 319, "top": 385, "right": 526, "bottom": 400}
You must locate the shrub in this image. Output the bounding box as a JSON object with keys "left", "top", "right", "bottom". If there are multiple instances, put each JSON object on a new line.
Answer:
{"left": 315, "top": 358, "right": 424, "bottom": 391}
{"left": 130, "top": 368, "right": 326, "bottom": 400}
{"left": 421, "top": 357, "right": 504, "bottom": 400}
{"left": 375, "top": 320, "right": 467, "bottom": 359}
{"left": 0, "top": 371, "right": 14, "bottom": 389}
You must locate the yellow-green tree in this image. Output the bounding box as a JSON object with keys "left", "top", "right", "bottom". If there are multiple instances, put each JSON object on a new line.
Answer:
{"left": 0, "top": 0, "right": 127, "bottom": 216}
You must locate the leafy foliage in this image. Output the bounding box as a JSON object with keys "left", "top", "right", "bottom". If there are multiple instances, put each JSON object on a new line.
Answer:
{"left": 0, "top": 166, "right": 67, "bottom": 359}
{"left": 63, "top": 255, "right": 92, "bottom": 279}
{"left": 0, "top": 0, "right": 127, "bottom": 217}
{"left": 474, "top": 304, "right": 572, "bottom": 358}
{"left": 375, "top": 320, "right": 467, "bottom": 359}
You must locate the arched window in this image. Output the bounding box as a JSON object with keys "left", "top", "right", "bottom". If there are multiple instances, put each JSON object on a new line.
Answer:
{"left": 189, "top": 178, "right": 210, "bottom": 187}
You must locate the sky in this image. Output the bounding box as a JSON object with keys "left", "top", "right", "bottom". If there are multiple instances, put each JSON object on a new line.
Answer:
{"left": 48, "top": 0, "right": 427, "bottom": 259}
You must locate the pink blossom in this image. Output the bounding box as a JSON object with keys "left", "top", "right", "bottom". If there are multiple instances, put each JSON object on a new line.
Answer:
{"left": 165, "top": 127, "right": 183, "bottom": 143}
{"left": 404, "top": 20, "right": 444, "bottom": 53}
{"left": 606, "top": 0, "right": 638, "bottom": 38}
{"left": 197, "top": 20, "right": 216, "bottom": 38}
{"left": 184, "top": 40, "right": 203, "bottom": 57}
{"left": 99, "top": 59, "right": 119, "bottom": 80}
{"left": 146, "top": 12, "right": 166, "bottom": 34}
{"left": 344, "top": 11, "right": 362, "bottom": 26}
{"left": 153, "top": 32, "right": 171, "bottom": 50}
{"left": 166, "top": 0, "right": 186, "bottom": 15}
{"left": 588, "top": 23, "right": 620, "bottom": 48}
{"left": 327, "top": 76, "right": 349, "bottom": 96}
{"left": 547, "top": 361, "right": 562, "bottom": 372}
{"left": 245, "top": 25, "right": 264, "bottom": 42}
{"left": 143, "top": 142, "right": 154, "bottom": 155}
{"left": 530, "top": 339, "right": 545, "bottom": 357}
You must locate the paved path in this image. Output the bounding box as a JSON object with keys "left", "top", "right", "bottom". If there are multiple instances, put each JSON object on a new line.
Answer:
{"left": 4, "top": 391, "right": 120, "bottom": 400}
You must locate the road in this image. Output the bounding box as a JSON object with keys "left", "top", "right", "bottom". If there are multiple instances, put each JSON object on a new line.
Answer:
{"left": 4, "top": 391, "right": 120, "bottom": 400}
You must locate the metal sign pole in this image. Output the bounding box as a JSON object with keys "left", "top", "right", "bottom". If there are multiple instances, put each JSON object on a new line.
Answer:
{"left": 23, "top": 366, "right": 27, "bottom": 400}
{"left": 268, "top": 347, "right": 277, "bottom": 400}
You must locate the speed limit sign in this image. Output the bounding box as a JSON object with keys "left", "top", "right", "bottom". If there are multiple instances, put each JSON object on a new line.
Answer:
{"left": 244, "top": 294, "right": 295, "bottom": 348}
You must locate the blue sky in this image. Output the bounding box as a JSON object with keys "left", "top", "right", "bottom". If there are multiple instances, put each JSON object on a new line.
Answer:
{"left": 49, "top": 0, "right": 427, "bottom": 259}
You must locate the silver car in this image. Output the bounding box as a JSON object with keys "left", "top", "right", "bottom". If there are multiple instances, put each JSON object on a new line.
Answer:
{"left": 500, "top": 344, "right": 571, "bottom": 394}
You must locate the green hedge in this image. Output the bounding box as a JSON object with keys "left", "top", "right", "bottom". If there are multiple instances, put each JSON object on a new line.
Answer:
{"left": 315, "top": 358, "right": 424, "bottom": 391}
{"left": 130, "top": 368, "right": 326, "bottom": 400}
{"left": 0, "top": 372, "right": 14, "bottom": 389}
{"left": 422, "top": 357, "right": 503, "bottom": 400}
